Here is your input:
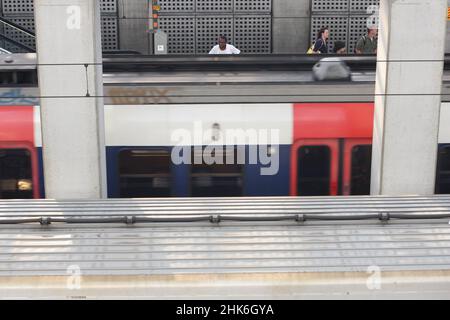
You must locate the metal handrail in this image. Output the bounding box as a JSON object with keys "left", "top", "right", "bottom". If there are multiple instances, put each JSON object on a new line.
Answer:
{"left": 0, "top": 16, "right": 35, "bottom": 38}
{"left": 0, "top": 16, "right": 36, "bottom": 53}
{"left": 0, "top": 34, "right": 35, "bottom": 52}
{"left": 0, "top": 212, "right": 449, "bottom": 225}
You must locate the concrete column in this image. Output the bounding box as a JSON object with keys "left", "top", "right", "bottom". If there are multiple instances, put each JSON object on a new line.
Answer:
{"left": 272, "top": 0, "right": 310, "bottom": 53}
{"left": 117, "top": 0, "right": 152, "bottom": 54}
{"left": 34, "top": 0, "right": 107, "bottom": 199}
{"left": 371, "top": 0, "right": 447, "bottom": 195}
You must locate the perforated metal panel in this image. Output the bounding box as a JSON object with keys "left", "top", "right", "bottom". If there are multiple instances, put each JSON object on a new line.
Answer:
{"left": 312, "top": 0, "right": 349, "bottom": 12}
{"left": 1, "top": 0, "right": 33, "bottom": 14}
{"left": 350, "top": 0, "right": 379, "bottom": 13}
{"left": 0, "top": 0, "right": 118, "bottom": 52}
{"left": 101, "top": 17, "right": 118, "bottom": 50}
{"left": 100, "top": 0, "right": 118, "bottom": 13}
{"left": 154, "top": 0, "right": 272, "bottom": 54}
{"left": 234, "top": 0, "right": 272, "bottom": 12}
{"left": 311, "top": 16, "right": 348, "bottom": 53}
{"left": 1, "top": 0, "right": 118, "bottom": 14}
{"left": 196, "top": 16, "right": 233, "bottom": 54}
{"left": 3, "top": 17, "right": 35, "bottom": 52}
{"left": 196, "top": 0, "right": 232, "bottom": 12}
{"left": 235, "top": 16, "right": 271, "bottom": 54}
{"left": 159, "top": 0, "right": 195, "bottom": 12}
{"left": 159, "top": 16, "right": 196, "bottom": 54}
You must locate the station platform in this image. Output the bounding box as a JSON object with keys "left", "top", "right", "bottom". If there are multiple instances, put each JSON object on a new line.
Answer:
{"left": 1, "top": 195, "right": 450, "bottom": 299}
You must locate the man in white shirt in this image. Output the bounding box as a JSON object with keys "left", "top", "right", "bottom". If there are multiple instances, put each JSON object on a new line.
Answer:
{"left": 209, "top": 36, "right": 241, "bottom": 55}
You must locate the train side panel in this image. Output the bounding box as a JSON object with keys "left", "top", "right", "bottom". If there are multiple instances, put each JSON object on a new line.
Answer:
{"left": 5, "top": 102, "right": 450, "bottom": 198}
{"left": 104, "top": 104, "right": 293, "bottom": 197}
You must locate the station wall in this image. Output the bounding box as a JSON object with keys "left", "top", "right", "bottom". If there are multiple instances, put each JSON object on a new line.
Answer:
{"left": 0, "top": 0, "right": 449, "bottom": 55}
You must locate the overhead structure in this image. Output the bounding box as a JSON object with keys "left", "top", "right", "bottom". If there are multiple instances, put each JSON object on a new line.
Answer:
{"left": 371, "top": 0, "right": 448, "bottom": 195}
{"left": 34, "top": 0, "right": 107, "bottom": 199}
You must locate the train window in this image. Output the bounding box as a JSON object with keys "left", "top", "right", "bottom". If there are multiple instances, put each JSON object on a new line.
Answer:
{"left": 436, "top": 146, "right": 450, "bottom": 194}
{"left": 0, "top": 71, "right": 38, "bottom": 86}
{"left": 350, "top": 145, "right": 372, "bottom": 195}
{"left": 0, "top": 149, "right": 33, "bottom": 199}
{"left": 118, "top": 150, "right": 171, "bottom": 198}
{"left": 190, "top": 147, "right": 243, "bottom": 197}
{"left": 297, "top": 146, "right": 330, "bottom": 196}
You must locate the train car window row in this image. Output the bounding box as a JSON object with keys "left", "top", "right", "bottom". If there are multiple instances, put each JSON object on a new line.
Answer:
{"left": 118, "top": 149, "right": 172, "bottom": 198}
{"left": 0, "top": 148, "right": 33, "bottom": 199}
{"left": 0, "top": 71, "right": 38, "bottom": 86}
{"left": 117, "top": 144, "right": 375, "bottom": 198}
{"left": 117, "top": 147, "right": 244, "bottom": 198}
{"left": 5, "top": 144, "right": 450, "bottom": 198}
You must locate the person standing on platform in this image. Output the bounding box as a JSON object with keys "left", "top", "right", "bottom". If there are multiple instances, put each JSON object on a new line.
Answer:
{"left": 333, "top": 40, "right": 347, "bottom": 54}
{"left": 309, "top": 27, "right": 330, "bottom": 54}
{"left": 355, "top": 28, "right": 378, "bottom": 54}
{"left": 209, "top": 35, "right": 241, "bottom": 55}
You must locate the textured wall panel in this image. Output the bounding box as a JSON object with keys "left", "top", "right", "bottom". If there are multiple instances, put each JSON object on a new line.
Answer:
{"left": 159, "top": 0, "right": 195, "bottom": 12}
{"left": 196, "top": 16, "right": 233, "bottom": 54}
{"left": 101, "top": 16, "right": 119, "bottom": 50}
{"left": 1, "top": 0, "right": 119, "bottom": 52}
{"left": 196, "top": 0, "right": 233, "bottom": 12}
{"left": 3, "top": 17, "right": 34, "bottom": 52}
{"left": 234, "top": 0, "right": 271, "bottom": 12}
{"left": 350, "top": 0, "right": 379, "bottom": 13}
{"left": 159, "top": 16, "right": 196, "bottom": 54}
{"left": 100, "top": 0, "right": 118, "bottom": 12}
{"left": 1, "top": 0, "right": 33, "bottom": 14}
{"left": 235, "top": 16, "right": 271, "bottom": 54}
{"left": 312, "top": 0, "right": 349, "bottom": 12}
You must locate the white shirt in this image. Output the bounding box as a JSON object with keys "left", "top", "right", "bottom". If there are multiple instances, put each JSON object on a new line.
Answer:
{"left": 209, "top": 44, "right": 241, "bottom": 55}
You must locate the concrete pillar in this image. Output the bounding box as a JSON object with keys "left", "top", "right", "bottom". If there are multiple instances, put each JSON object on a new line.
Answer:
{"left": 34, "top": 0, "right": 107, "bottom": 199}
{"left": 272, "top": 0, "right": 310, "bottom": 53}
{"left": 371, "top": 0, "right": 447, "bottom": 195}
{"left": 447, "top": 0, "right": 450, "bottom": 54}
{"left": 118, "top": 0, "right": 152, "bottom": 54}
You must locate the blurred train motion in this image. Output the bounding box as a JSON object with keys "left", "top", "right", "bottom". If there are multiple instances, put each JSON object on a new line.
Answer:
{"left": 1, "top": 53, "right": 450, "bottom": 199}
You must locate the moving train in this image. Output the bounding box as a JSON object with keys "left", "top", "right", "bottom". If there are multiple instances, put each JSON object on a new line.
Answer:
{"left": 1, "top": 54, "right": 450, "bottom": 199}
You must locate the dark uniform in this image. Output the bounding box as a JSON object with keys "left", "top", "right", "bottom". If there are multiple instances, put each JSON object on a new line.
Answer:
{"left": 313, "top": 38, "right": 328, "bottom": 54}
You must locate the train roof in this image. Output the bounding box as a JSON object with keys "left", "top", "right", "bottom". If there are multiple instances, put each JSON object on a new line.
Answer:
{"left": 1, "top": 195, "right": 450, "bottom": 277}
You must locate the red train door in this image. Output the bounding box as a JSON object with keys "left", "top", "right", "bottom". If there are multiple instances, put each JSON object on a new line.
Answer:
{"left": 290, "top": 139, "right": 339, "bottom": 196}
{"left": 0, "top": 142, "right": 39, "bottom": 199}
{"left": 342, "top": 139, "right": 372, "bottom": 196}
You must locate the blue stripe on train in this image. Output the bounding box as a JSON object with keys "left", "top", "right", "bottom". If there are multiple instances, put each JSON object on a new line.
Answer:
{"left": 37, "top": 147, "right": 45, "bottom": 198}
{"left": 106, "top": 145, "right": 291, "bottom": 198}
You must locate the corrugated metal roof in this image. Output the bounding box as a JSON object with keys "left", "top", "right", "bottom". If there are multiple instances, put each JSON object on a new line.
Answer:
{"left": 0, "top": 196, "right": 449, "bottom": 277}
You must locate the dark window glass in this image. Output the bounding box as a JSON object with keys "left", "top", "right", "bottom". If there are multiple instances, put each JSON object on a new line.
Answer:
{"left": 190, "top": 147, "right": 243, "bottom": 197}
{"left": 297, "top": 146, "right": 330, "bottom": 196}
{"left": 118, "top": 150, "right": 171, "bottom": 198}
{"left": 0, "top": 71, "right": 38, "bottom": 86}
{"left": 436, "top": 146, "right": 450, "bottom": 194}
{"left": 0, "top": 149, "right": 33, "bottom": 199}
{"left": 350, "top": 145, "right": 372, "bottom": 195}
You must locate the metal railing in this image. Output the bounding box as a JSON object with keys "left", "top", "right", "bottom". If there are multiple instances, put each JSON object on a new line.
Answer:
{"left": 0, "top": 16, "right": 35, "bottom": 53}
